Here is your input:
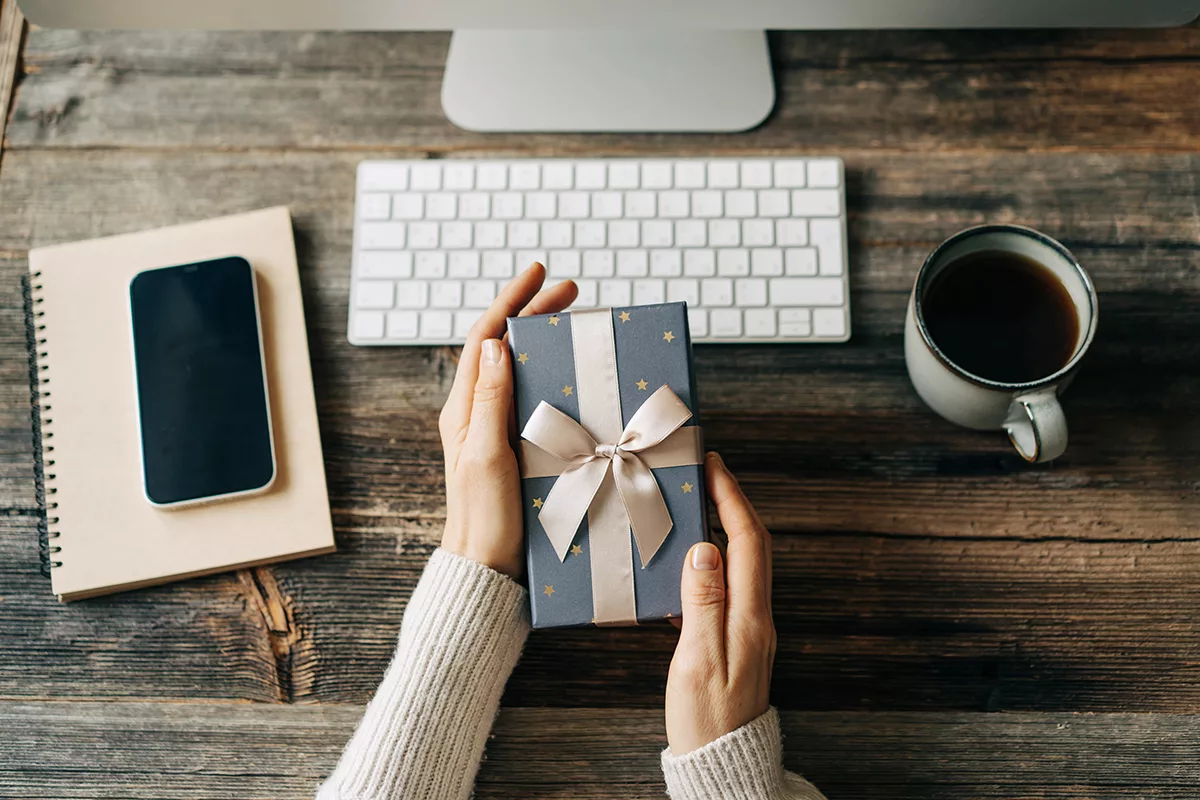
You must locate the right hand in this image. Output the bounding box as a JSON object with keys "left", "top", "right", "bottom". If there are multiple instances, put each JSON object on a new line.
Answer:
{"left": 665, "top": 451, "right": 776, "bottom": 755}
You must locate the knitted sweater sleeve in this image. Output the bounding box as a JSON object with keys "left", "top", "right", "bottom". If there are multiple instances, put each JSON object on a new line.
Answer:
{"left": 661, "top": 708, "right": 827, "bottom": 800}
{"left": 317, "top": 548, "right": 530, "bottom": 800}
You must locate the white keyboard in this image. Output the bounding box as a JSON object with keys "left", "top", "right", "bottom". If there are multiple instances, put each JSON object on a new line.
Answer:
{"left": 348, "top": 157, "right": 850, "bottom": 345}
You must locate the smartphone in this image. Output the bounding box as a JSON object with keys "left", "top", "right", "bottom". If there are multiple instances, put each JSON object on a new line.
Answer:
{"left": 129, "top": 256, "right": 276, "bottom": 508}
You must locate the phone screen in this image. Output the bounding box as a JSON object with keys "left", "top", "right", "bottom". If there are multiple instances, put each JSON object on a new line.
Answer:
{"left": 130, "top": 257, "right": 275, "bottom": 506}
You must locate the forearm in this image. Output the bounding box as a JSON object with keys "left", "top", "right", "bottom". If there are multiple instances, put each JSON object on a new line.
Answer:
{"left": 662, "top": 708, "right": 826, "bottom": 800}
{"left": 318, "top": 548, "right": 530, "bottom": 800}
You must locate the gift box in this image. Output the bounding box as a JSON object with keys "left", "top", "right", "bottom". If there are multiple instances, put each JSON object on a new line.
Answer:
{"left": 507, "top": 302, "right": 707, "bottom": 628}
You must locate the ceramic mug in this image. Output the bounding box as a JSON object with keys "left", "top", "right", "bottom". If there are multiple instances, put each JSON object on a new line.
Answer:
{"left": 904, "top": 225, "right": 1098, "bottom": 463}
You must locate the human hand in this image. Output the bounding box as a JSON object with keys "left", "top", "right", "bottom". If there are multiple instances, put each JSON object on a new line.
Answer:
{"left": 665, "top": 452, "right": 776, "bottom": 754}
{"left": 438, "top": 263, "right": 577, "bottom": 579}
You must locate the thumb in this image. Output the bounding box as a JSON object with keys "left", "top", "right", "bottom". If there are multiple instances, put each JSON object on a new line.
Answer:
{"left": 677, "top": 542, "right": 727, "bottom": 667}
{"left": 464, "top": 339, "right": 514, "bottom": 458}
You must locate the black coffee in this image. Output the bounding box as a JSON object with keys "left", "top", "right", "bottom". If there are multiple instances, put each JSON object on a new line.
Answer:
{"left": 922, "top": 250, "right": 1079, "bottom": 384}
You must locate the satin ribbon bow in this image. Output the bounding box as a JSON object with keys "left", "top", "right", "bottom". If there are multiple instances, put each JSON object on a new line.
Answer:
{"left": 521, "top": 384, "right": 694, "bottom": 567}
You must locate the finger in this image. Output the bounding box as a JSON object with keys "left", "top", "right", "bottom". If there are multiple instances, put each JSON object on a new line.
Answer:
{"left": 677, "top": 542, "right": 728, "bottom": 676}
{"left": 443, "top": 263, "right": 547, "bottom": 440}
{"left": 706, "top": 452, "right": 772, "bottom": 622}
{"left": 517, "top": 280, "right": 578, "bottom": 317}
{"left": 463, "top": 339, "right": 514, "bottom": 459}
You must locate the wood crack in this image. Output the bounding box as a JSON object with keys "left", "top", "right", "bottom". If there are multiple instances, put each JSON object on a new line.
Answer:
{"left": 237, "top": 567, "right": 303, "bottom": 704}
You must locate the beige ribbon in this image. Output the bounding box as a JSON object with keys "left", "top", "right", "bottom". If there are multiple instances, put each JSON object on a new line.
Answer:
{"left": 518, "top": 308, "right": 702, "bottom": 625}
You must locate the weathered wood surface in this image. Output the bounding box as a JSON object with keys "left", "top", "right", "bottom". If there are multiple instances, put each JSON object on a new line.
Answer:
{"left": 0, "top": 23, "right": 1198, "bottom": 798}
{"left": 0, "top": 0, "right": 23, "bottom": 148}
{"left": 1, "top": 702, "right": 1197, "bottom": 799}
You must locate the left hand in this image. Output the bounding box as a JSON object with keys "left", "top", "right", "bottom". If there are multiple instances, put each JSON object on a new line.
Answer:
{"left": 438, "top": 263, "right": 577, "bottom": 579}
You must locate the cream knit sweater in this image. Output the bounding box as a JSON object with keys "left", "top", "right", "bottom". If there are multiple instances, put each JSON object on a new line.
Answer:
{"left": 318, "top": 549, "right": 826, "bottom": 800}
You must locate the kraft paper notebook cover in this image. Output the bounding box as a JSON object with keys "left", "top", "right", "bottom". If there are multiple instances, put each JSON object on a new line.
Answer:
{"left": 25, "top": 207, "right": 336, "bottom": 601}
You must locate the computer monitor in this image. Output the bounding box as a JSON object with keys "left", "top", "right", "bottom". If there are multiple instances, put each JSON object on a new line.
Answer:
{"left": 19, "top": 1, "right": 1200, "bottom": 133}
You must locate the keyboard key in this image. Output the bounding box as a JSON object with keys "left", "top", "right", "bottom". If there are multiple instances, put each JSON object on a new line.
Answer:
{"left": 396, "top": 280, "right": 430, "bottom": 308}
{"left": 477, "top": 164, "right": 508, "bottom": 190}
{"left": 687, "top": 308, "right": 708, "bottom": 337}
{"left": 684, "top": 250, "right": 716, "bottom": 277}
{"left": 701, "top": 278, "right": 734, "bottom": 307}
{"left": 358, "top": 251, "right": 412, "bottom": 278}
{"left": 609, "top": 162, "right": 640, "bottom": 189}
{"left": 810, "top": 219, "right": 845, "bottom": 276}
{"left": 741, "top": 160, "right": 773, "bottom": 189}
{"left": 360, "top": 162, "right": 408, "bottom": 191}
{"left": 675, "top": 162, "right": 706, "bottom": 189}
{"left": 814, "top": 308, "right": 847, "bottom": 338}
{"left": 493, "top": 192, "right": 523, "bottom": 219}
{"left": 709, "top": 220, "right": 740, "bottom": 247}
{"left": 444, "top": 163, "right": 475, "bottom": 191}
{"left": 360, "top": 193, "right": 391, "bottom": 220}
{"left": 509, "top": 221, "right": 539, "bottom": 248}
{"left": 455, "top": 310, "right": 484, "bottom": 338}
{"left": 430, "top": 281, "right": 462, "bottom": 308}
{"left": 785, "top": 248, "right": 818, "bottom": 276}
{"left": 770, "top": 278, "right": 845, "bottom": 307}
{"left": 411, "top": 163, "right": 442, "bottom": 191}
{"left": 745, "top": 308, "right": 777, "bottom": 338}
{"left": 617, "top": 250, "right": 649, "bottom": 277}
{"left": 600, "top": 279, "right": 632, "bottom": 307}
{"left": 542, "top": 222, "right": 573, "bottom": 248}
{"left": 415, "top": 252, "right": 447, "bottom": 278}
{"left": 642, "top": 220, "right": 673, "bottom": 247}
{"left": 708, "top": 161, "right": 739, "bottom": 189}
{"left": 593, "top": 192, "right": 623, "bottom": 219}
{"left": 360, "top": 222, "right": 407, "bottom": 249}
{"left": 676, "top": 220, "right": 707, "bottom": 247}
{"left": 385, "top": 311, "right": 419, "bottom": 339}
{"left": 583, "top": 250, "right": 615, "bottom": 277}
{"left": 717, "top": 249, "right": 750, "bottom": 277}
{"left": 659, "top": 191, "right": 690, "bottom": 218}
{"left": 543, "top": 162, "right": 574, "bottom": 190}
{"left": 448, "top": 251, "right": 481, "bottom": 278}
{"left": 735, "top": 278, "right": 768, "bottom": 307}
{"left": 392, "top": 194, "right": 424, "bottom": 220}
{"left": 576, "top": 162, "right": 607, "bottom": 189}
{"left": 711, "top": 308, "right": 743, "bottom": 337}
{"left": 515, "top": 250, "right": 548, "bottom": 269}
{"left": 774, "top": 160, "right": 807, "bottom": 188}
{"left": 559, "top": 192, "right": 590, "bottom": 219}
{"left": 692, "top": 190, "right": 723, "bottom": 218}
{"left": 668, "top": 279, "right": 700, "bottom": 307}
{"left": 777, "top": 219, "right": 809, "bottom": 246}
{"left": 408, "top": 223, "right": 439, "bottom": 249}
{"left": 354, "top": 311, "right": 386, "bottom": 339}
{"left": 464, "top": 280, "right": 497, "bottom": 308}
{"left": 575, "top": 221, "right": 606, "bottom": 248}
{"left": 510, "top": 163, "right": 541, "bottom": 190}
{"left": 475, "top": 221, "right": 506, "bottom": 248}
{"left": 549, "top": 250, "right": 582, "bottom": 277}
{"left": 758, "top": 189, "right": 789, "bottom": 218}
{"left": 574, "top": 279, "right": 598, "bottom": 307}
{"left": 526, "top": 192, "right": 557, "bottom": 219}
{"left": 626, "top": 191, "right": 656, "bottom": 218}
{"left": 459, "top": 192, "right": 491, "bottom": 220}
{"left": 650, "top": 250, "right": 683, "bottom": 277}
{"left": 751, "top": 249, "right": 784, "bottom": 276}
{"left": 420, "top": 310, "right": 454, "bottom": 340}
{"left": 743, "top": 219, "right": 774, "bottom": 247}
{"left": 356, "top": 280, "right": 395, "bottom": 309}
{"left": 725, "top": 190, "right": 756, "bottom": 218}
{"left": 807, "top": 159, "right": 842, "bottom": 188}
{"left": 634, "top": 278, "right": 665, "bottom": 305}
{"left": 608, "top": 220, "right": 639, "bottom": 247}
{"left": 780, "top": 308, "right": 812, "bottom": 338}
{"left": 791, "top": 189, "right": 841, "bottom": 217}
{"left": 642, "top": 161, "right": 673, "bottom": 189}
{"left": 482, "top": 251, "right": 515, "bottom": 278}
{"left": 426, "top": 193, "right": 457, "bottom": 220}
{"left": 441, "top": 222, "right": 472, "bottom": 249}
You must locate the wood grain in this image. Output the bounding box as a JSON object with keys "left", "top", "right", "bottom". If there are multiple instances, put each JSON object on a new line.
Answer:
{"left": 1, "top": 701, "right": 1197, "bottom": 799}
{"left": 0, "top": 0, "right": 24, "bottom": 149}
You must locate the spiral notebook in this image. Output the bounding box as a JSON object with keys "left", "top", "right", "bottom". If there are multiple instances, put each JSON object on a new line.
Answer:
{"left": 23, "top": 207, "right": 336, "bottom": 601}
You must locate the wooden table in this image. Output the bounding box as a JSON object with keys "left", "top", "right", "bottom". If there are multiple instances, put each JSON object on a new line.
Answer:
{"left": 2, "top": 12, "right": 1199, "bottom": 799}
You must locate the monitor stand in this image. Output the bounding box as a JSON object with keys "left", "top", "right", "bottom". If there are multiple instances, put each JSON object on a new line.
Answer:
{"left": 441, "top": 31, "right": 775, "bottom": 133}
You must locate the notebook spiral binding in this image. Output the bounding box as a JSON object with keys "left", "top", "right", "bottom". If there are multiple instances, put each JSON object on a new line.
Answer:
{"left": 22, "top": 272, "right": 61, "bottom": 577}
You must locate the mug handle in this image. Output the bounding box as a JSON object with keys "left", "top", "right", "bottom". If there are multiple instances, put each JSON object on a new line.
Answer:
{"left": 1004, "top": 388, "right": 1067, "bottom": 463}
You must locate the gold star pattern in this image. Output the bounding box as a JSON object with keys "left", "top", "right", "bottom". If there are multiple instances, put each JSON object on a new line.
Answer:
{"left": 663, "top": 331, "right": 676, "bottom": 343}
{"left": 681, "top": 482, "right": 694, "bottom": 494}
{"left": 562, "top": 385, "right": 574, "bottom": 397}
{"left": 548, "top": 315, "right": 560, "bottom": 326}
{"left": 543, "top": 585, "right": 555, "bottom": 597}
{"left": 665, "top": 612, "right": 674, "bottom": 618}
{"left": 570, "top": 544, "right": 583, "bottom": 556}
{"left": 517, "top": 352, "right": 529, "bottom": 364}
{"left": 635, "top": 379, "right": 648, "bottom": 391}
{"left": 618, "top": 311, "right": 632, "bottom": 323}
{"left": 532, "top": 497, "right": 544, "bottom": 509}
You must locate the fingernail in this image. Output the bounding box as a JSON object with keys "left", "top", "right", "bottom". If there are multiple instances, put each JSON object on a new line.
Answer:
{"left": 691, "top": 542, "right": 719, "bottom": 571}
{"left": 706, "top": 451, "right": 727, "bottom": 472}
{"left": 482, "top": 339, "right": 502, "bottom": 366}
